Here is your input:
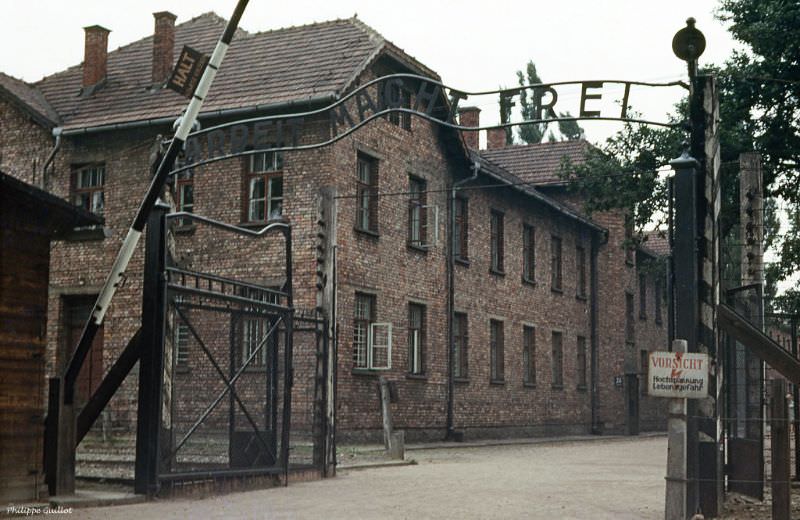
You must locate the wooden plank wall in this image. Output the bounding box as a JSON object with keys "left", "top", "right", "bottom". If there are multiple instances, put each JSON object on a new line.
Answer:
{"left": 0, "top": 191, "right": 51, "bottom": 502}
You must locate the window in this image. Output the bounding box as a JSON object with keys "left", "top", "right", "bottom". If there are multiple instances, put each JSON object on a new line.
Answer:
{"left": 72, "top": 164, "right": 105, "bottom": 215}
{"left": 639, "top": 274, "right": 647, "bottom": 319}
{"left": 356, "top": 154, "right": 378, "bottom": 233}
{"left": 241, "top": 317, "right": 269, "bottom": 367}
{"left": 640, "top": 349, "right": 649, "bottom": 397}
{"left": 408, "top": 303, "right": 425, "bottom": 375}
{"left": 454, "top": 197, "right": 469, "bottom": 261}
{"left": 625, "top": 292, "right": 635, "bottom": 343}
{"left": 576, "top": 245, "right": 587, "bottom": 298}
{"left": 408, "top": 177, "right": 427, "bottom": 247}
{"left": 490, "top": 210, "right": 504, "bottom": 273}
{"left": 523, "top": 326, "right": 536, "bottom": 385}
{"left": 655, "top": 278, "right": 663, "bottom": 325}
{"left": 523, "top": 224, "right": 535, "bottom": 282}
{"left": 453, "top": 313, "right": 468, "bottom": 379}
{"left": 386, "top": 82, "right": 412, "bottom": 130}
{"left": 551, "top": 236, "right": 563, "bottom": 291}
{"left": 624, "top": 215, "right": 635, "bottom": 265}
{"left": 577, "top": 336, "right": 587, "bottom": 389}
{"left": 552, "top": 331, "right": 563, "bottom": 388}
{"left": 490, "top": 320, "right": 504, "bottom": 382}
{"left": 174, "top": 321, "right": 190, "bottom": 368}
{"left": 175, "top": 171, "right": 194, "bottom": 226}
{"left": 246, "top": 150, "right": 284, "bottom": 222}
{"left": 353, "top": 293, "right": 391, "bottom": 370}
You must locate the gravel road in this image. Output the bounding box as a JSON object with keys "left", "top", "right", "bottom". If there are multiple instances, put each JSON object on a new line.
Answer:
{"left": 66, "top": 435, "right": 667, "bottom": 519}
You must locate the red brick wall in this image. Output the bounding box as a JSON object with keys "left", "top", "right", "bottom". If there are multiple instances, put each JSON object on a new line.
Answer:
{"left": 0, "top": 100, "right": 53, "bottom": 187}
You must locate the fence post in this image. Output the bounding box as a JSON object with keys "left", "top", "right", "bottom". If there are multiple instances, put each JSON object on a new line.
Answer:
{"left": 771, "top": 378, "right": 790, "bottom": 520}
{"left": 665, "top": 339, "right": 688, "bottom": 520}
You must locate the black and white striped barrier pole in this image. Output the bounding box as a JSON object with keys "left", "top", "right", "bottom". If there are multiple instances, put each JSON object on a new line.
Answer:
{"left": 62, "top": 0, "right": 250, "bottom": 403}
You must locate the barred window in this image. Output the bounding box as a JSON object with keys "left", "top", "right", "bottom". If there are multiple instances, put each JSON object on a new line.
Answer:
{"left": 408, "top": 303, "right": 425, "bottom": 375}
{"left": 454, "top": 197, "right": 469, "bottom": 261}
{"left": 551, "top": 236, "right": 563, "bottom": 291}
{"left": 523, "top": 225, "right": 535, "bottom": 282}
{"left": 552, "top": 331, "right": 563, "bottom": 388}
{"left": 577, "top": 335, "right": 587, "bottom": 389}
{"left": 408, "top": 177, "right": 427, "bottom": 247}
{"left": 490, "top": 320, "right": 504, "bottom": 382}
{"left": 453, "top": 313, "right": 468, "bottom": 379}
{"left": 356, "top": 154, "right": 379, "bottom": 233}
{"left": 353, "top": 293, "right": 375, "bottom": 369}
{"left": 490, "top": 210, "right": 504, "bottom": 273}
{"left": 523, "top": 325, "right": 536, "bottom": 385}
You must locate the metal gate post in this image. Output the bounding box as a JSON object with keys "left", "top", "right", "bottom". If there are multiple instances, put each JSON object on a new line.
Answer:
{"left": 134, "top": 201, "right": 169, "bottom": 495}
{"left": 670, "top": 150, "right": 700, "bottom": 516}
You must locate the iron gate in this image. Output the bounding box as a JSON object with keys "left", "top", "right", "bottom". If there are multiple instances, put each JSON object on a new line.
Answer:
{"left": 723, "top": 283, "right": 764, "bottom": 499}
{"left": 133, "top": 207, "right": 331, "bottom": 494}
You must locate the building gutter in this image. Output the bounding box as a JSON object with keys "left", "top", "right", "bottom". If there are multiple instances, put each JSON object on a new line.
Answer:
{"left": 445, "top": 159, "right": 480, "bottom": 440}
{"left": 57, "top": 94, "right": 338, "bottom": 137}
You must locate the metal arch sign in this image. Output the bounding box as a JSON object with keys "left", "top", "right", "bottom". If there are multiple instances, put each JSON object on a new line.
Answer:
{"left": 169, "top": 73, "right": 688, "bottom": 176}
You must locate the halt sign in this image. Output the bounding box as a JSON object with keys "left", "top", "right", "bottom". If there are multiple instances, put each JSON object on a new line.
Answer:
{"left": 648, "top": 351, "right": 708, "bottom": 399}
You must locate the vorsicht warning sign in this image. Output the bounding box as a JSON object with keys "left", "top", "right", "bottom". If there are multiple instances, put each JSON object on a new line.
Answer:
{"left": 648, "top": 351, "right": 708, "bottom": 398}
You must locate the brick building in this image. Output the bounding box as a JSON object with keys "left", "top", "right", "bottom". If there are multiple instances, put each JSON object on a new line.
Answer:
{"left": 0, "top": 11, "right": 668, "bottom": 447}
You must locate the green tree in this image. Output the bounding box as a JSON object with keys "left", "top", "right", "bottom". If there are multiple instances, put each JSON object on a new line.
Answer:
{"left": 560, "top": 0, "right": 799, "bottom": 299}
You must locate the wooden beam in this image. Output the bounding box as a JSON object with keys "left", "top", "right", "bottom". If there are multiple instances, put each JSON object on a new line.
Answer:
{"left": 718, "top": 303, "right": 800, "bottom": 385}
{"left": 76, "top": 328, "right": 141, "bottom": 445}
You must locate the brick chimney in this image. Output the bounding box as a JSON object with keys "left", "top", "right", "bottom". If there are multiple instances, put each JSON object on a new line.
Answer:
{"left": 487, "top": 127, "right": 507, "bottom": 149}
{"left": 458, "top": 106, "right": 481, "bottom": 150}
{"left": 83, "top": 25, "right": 111, "bottom": 88}
{"left": 152, "top": 11, "right": 177, "bottom": 85}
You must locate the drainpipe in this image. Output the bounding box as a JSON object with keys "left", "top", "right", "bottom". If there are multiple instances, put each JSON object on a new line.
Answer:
{"left": 42, "top": 127, "right": 63, "bottom": 190}
{"left": 445, "top": 159, "right": 480, "bottom": 440}
{"left": 590, "top": 228, "right": 608, "bottom": 434}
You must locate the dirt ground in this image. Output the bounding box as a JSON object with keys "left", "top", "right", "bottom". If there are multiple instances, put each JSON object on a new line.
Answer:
{"left": 55, "top": 435, "right": 668, "bottom": 520}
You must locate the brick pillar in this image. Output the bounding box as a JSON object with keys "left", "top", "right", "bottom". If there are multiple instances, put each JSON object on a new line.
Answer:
{"left": 487, "top": 127, "right": 506, "bottom": 149}
{"left": 83, "top": 25, "right": 111, "bottom": 88}
{"left": 458, "top": 107, "right": 480, "bottom": 150}
{"left": 152, "top": 12, "right": 177, "bottom": 85}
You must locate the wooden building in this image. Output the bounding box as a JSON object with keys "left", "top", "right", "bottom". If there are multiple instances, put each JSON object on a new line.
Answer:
{"left": 0, "top": 171, "right": 100, "bottom": 501}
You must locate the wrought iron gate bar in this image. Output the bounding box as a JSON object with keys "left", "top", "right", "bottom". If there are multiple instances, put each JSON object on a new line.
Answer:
{"left": 166, "top": 212, "right": 290, "bottom": 238}
{"left": 170, "top": 300, "right": 286, "bottom": 319}
{"left": 167, "top": 284, "right": 289, "bottom": 313}
{"left": 167, "top": 267, "right": 287, "bottom": 299}
{"left": 171, "top": 305, "right": 281, "bottom": 461}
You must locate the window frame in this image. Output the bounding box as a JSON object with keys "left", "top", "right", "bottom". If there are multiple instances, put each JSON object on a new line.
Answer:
{"left": 523, "top": 325, "right": 536, "bottom": 386}
{"left": 240, "top": 316, "right": 270, "bottom": 369}
{"left": 355, "top": 154, "right": 379, "bottom": 234}
{"left": 72, "top": 163, "right": 106, "bottom": 216}
{"left": 244, "top": 149, "right": 284, "bottom": 223}
{"left": 453, "top": 312, "right": 469, "bottom": 379}
{"left": 490, "top": 319, "right": 505, "bottom": 383}
{"left": 550, "top": 235, "right": 563, "bottom": 292}
{"left": 490, "top": 210, "right": 505, "bottom": 274}
{"left": 577, "top": 335, "right": 587, "bottom": 390}
{"left": 408, "top": 176, "right": 427, "bottom": 248}
{"left": 522, "top": 224, "right": 536, "bottom": 283}
{"left": 353, "top": 292, "right": 376, "bottom": 369}
{"left": 408, "top": 303, "right": 426, "bottom": 375}
{"left": 576, "top": 245, "right": 587, "bottom": 299}
{"left": 551, "top": 330, "right": 564, "bottom": 389}
{"left": 386, "top": 82, "right": 412, "bottom": 131}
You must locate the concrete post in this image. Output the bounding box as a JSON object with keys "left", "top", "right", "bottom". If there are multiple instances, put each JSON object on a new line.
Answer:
{"left": 665, "top": 339, "right": 688, "bottom": 520}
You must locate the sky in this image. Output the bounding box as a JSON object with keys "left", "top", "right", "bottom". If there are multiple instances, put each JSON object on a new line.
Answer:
{"left": 1, "top": 0, "right": 742, "bottom": 145}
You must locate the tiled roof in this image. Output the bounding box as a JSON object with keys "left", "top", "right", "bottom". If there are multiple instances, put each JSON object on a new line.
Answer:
{"left": 643, "top": 229, "right": 670, "bottom": 257}
{"left": 0, "top": 72, "right": 60, "bottom": 127}
{"left": 472, "top": 150, "right": 606, "bottom": 235}
{"left": 479, "top": 140, "right": 590, "bottom": 186}
{"left": 31, "top": 13, "right": 432, "bottom": 131}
